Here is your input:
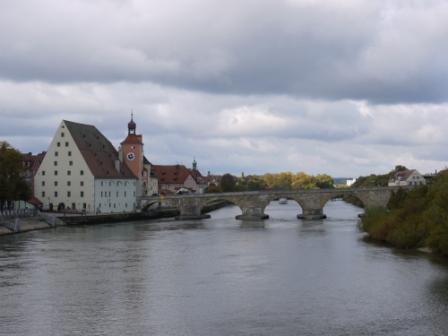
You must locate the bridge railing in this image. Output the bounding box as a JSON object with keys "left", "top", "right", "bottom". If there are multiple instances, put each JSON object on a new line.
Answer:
{"left": 138, "top": 186, "right": 405, "bottom": 201}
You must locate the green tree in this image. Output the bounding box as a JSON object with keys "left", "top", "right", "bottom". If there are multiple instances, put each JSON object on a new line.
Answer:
{"left": 220, "top": 173, "right": 236, "bottom": 192}
{"left": 0, "top": 142, "right": 30, "bottom": 203}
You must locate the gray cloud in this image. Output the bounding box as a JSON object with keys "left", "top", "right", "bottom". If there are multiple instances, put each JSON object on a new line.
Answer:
{"left": 1, "top": 0, "right": 448, "bottom": 103}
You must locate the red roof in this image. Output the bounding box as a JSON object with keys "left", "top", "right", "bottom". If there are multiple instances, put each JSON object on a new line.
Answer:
{"left": 64, "top": 120, "right": 137, "bottom": 179}
{"left": 395, "top": 169, "right": 416, "bottom": 180}
{"left": 121, "top": 134, "right": 143, "bottom": 145}
{"left": 152, "top": 164, "right": 193, "bottom": 185}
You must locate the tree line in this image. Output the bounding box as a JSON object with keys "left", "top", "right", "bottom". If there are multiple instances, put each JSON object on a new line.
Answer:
{"left": 0, "top": 143, "right": 31, "bottom": 212}
{"left": 208, "top": 172, "right": 334, "bottom": 193}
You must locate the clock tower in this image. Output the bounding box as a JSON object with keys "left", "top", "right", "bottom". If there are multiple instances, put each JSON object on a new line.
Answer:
{"left": 120, "top": 114, "right": 144, "bottom": 186}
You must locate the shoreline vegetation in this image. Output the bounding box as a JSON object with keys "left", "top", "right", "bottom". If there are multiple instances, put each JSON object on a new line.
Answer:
{"left": 359, "top": 171, "right": 448, "bottom": 257}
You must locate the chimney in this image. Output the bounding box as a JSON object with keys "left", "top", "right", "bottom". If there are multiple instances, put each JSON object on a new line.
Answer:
{"left": 115, "top": 159, "right": 120, "bottom": 172}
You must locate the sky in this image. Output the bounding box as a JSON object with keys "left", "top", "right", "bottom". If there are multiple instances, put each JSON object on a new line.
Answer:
{"left": 1, "top": 0, "right": 448, "bottom": 177}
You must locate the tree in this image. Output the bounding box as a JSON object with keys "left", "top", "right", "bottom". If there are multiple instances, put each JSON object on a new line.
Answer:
{"left": 0, "top": 142, "right": 30, "bottom": 204}
{"left": 220, "top": 174, "right": 236, "bottom": 192}
{"left": 206, "top": 183, "right": 221, "bottom": 193}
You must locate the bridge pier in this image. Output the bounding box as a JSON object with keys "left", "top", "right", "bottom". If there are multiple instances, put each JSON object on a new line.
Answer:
{"left": 175, "top": 198, "right": 211, "bottom": 221}
{"left": 236, "top": 207, "right": 269, "bottom": 221}
{"left": 297, "top": 208, "right": 326, "bottom": 220}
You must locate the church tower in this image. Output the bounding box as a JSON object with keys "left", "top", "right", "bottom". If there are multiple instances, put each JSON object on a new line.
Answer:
{"left": 120, "top": 114, "right": 144, "bottom": 185}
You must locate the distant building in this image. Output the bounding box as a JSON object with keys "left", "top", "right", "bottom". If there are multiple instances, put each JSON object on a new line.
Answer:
{"left": 188, "top": 159, "right": 208, "bottom": 192}
{"left": 22, "top": 151, "right": 45, "bottom": 205}
{"left": 152, "top": 164, "right": 197, "bottom": 194}
{"left": 118, "top": 114, "right": 159, "bottom": 197}
{"left": 346, "top": 178, "right": 357, "bottom": 187}
{"left": 35, "top": 120, "right": 138, "bottom": 213}
{"left": 143, "top": 157, "right": 159, "bottom": 196}
{"left": 388, "top": 169, "right": 426, "bottom": 187}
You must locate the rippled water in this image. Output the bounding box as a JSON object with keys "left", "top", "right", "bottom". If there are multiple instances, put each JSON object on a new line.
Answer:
{"left": 1, "top": 200, "right": 448, "bottom": 336}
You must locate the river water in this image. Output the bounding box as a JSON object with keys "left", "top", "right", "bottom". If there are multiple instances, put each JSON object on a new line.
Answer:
{"left": 1, "top": 200, "right": 448, "bottom": 336}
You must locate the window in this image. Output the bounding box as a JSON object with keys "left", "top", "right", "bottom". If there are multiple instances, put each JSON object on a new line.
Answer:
{"left": 109, "top": 182, "right": 111, "bottom": 186}
{"left": 54, "top": 181, "right": 58, "bottom": 186}
{"left": 72, "top": 203, "right": 76, "bottom": 210}
{"left": 124, "top": 191, "right": 127, "bottom": 197}
{"left": 54, "top": 161, "right": 57, "bottom": 166}
{"left": 54, "top": 170, "right": 58, "bottom": 176}
{"left": 113, "top": 203, "right": 116, "bottom": 208}
{"left": 80, "top": 170, "right": 84, "bottom": 175}
{"left": 57, "top": 142, "right": 61, "bottom": 147}
{"left": 65, "top": 142, "right": 69, "bottom": 147}
{"left": 54, "top": 191, "right": 58, "bottom": 197}
{"left": 42, "top": 191, "right": 45, "bottom": 197}
{"left": 101, "top": 181, "right": 103, "bottom": 186}
{"left": 61, "top": 132, "right": 65, "bottom": 137}
{"left": 42, "top": 181, "right": 45, "bottom": 186}
{"left": 83, "top": 203, "right": 86, "bottom": 209}
{"left": 67, "top": 191, "right": 71, "bottom": 197}
{"left": 80, "top": 191, "right": 84, "bottom": 197}
{"left": 116, "top": 191, "right": 119, "bottom": 197}
{"left": 67, "top": 181, "right": 71, "bottom": 186}
{"left": 101, "top": 191, "right": 103, "bottom": 197}
{"left": 68, "top": 151, "right": 72, "bottom": 156}
{"left": 69, "top": 161, "right": 73, "bottom": 166}
{"left": 55, "top": 151, "right": 58, "bottom": 157}
{"left": 67, "top": 170, "right": 71, "bottom": 176}
{"left": 80, "top": 181, "right": 84, "bottom": 186}
{"left": 42, "top": 171, "right": 46, "bottom": 176}
{"left": 125, "top": 203, "right": 128, "bottom": 208}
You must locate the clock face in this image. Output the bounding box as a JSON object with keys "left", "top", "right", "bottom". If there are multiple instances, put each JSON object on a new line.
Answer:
{"left": 127, "top": 152, "right": 135, "bottom": 161}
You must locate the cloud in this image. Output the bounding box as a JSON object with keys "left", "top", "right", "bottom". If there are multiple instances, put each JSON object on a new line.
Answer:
{"left": 1, "top": 79, "right": 448, "bottom": 176}
{"left": 1, "top": 1, "right": 448, "bottom": 177}
{"left": 1, "top": 0, "right": 448, "bottom": 103}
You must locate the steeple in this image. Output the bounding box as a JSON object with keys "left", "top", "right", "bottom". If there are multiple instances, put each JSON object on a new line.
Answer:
{"left": 192, "top": 158, "right": 197, "bottom": 171}
{"left": 128, "top": 112, "right": 136, "bottom": 135}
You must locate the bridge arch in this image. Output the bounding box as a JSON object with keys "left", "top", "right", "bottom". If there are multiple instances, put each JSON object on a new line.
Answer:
{"left": 264, "top": 197, "right": 303, "bottom": 220}
{"left": 200, "top": 197, "right": 244, "bottom": 218}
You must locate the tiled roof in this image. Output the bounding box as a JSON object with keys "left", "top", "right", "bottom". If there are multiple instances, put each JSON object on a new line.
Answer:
{"left": 394, "top": 169, "right": 416, "bottom": 181}
{"left": 64, "top": 120, "right": 137, "bottom": 179}
{"left": 121, "top": 134, "right": 143, "bottom": 145}
{"left": 152, "top": 164, "right": 193, "bottom": 185}
{"left": 22, "top": 151, "right": 45, "bottom": 176}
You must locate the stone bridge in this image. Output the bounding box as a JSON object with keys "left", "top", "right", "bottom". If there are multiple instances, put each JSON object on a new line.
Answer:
{"left": 138, "top": 187, "right": 402, "bottom": 221}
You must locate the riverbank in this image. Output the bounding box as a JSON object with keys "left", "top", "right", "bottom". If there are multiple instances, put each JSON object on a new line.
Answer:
{"left": 0, "top": 200, "right": 231, "bottom": 237}
{"left": 359, "top": 172, "right": 448, "bottom": 257}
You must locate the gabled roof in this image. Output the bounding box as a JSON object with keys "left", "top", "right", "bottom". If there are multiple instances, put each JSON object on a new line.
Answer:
{"left": 394, "top": 169, "right": 416, "bottom": 181}
{"left": 152, "top": 164, "right": 194, "bottom": 185}
{"left": 64, "top": 120, "right": 136, "bottom": 179}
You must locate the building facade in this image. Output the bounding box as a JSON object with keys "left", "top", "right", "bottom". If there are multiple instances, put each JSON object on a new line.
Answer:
{"left": 388, "top": 169, "right": 426, "bottom": 187}
{"left": 35, "top": 120, "right": 137, "bottom": 213}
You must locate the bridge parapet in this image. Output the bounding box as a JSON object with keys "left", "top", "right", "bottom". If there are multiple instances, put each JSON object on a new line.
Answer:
{"left": 138, "top": 187, "right": 404, "bottom": 221}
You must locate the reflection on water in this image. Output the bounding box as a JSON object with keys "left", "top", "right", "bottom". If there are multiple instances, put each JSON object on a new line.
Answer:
{"left": 1, "top": 200, "right": 448, "bottom": 336}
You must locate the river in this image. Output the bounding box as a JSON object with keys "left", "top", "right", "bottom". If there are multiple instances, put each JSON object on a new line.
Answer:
{"left": 1, "top": 200, "right": 448, "bottom": 336}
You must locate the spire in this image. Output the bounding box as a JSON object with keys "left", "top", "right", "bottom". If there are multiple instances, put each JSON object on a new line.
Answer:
{"left": 128, "top": 111, "right": 136, "bottom": 135}
{"left": 192, "top": 158, "right": 197, "bottom": 170}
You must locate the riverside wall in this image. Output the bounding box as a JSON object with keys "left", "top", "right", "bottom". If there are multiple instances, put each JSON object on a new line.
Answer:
{"left": 0, "top": 200, "right": 230, "bottom": 237}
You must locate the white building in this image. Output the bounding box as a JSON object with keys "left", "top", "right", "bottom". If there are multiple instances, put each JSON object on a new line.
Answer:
{"left": 388, "top": 169, "right": 426, "bottom": 187}
{"left": 346, "top": 178, "right": 357, "bottom": 187}
{"left": 35, "top": 120, "right": 137, "bottom": 213}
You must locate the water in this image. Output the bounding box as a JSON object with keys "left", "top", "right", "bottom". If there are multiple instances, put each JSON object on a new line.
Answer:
{"left": 1, "top": 200, "right": 448, "bottom": 336}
